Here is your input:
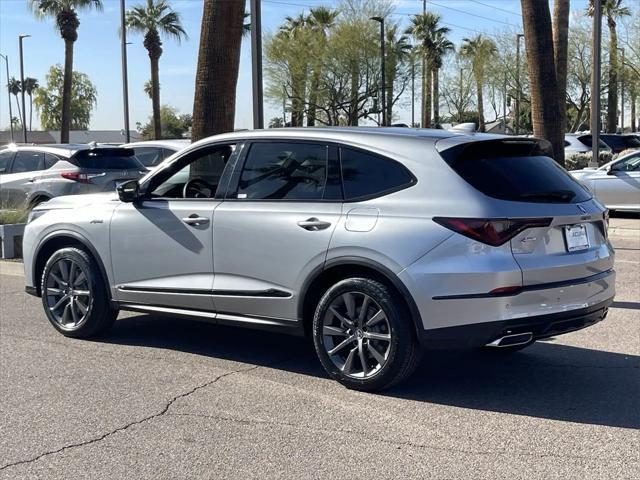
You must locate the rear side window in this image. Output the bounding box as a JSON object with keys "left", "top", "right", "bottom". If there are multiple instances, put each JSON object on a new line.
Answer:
{"left": 72, "top": 149, "right": 141, "bottom": 170}
{"left": 0, "top": 151, "right": 14, "bottom": 174}
{"left": 442, "top": 140, "right": 592, "bottom": 203}
{"left": 237, "top": 142, "right": 327, "bottom": 200}
{"left": 44, "top": 153, "right": 61, "bottom": 169}
{"left": 340, "top": 148, "right": 414, "bottom": 200}
{"left": 12, "top": 151, "right": 43, "bottom": 173}
{"left": 133, "top": 147, "right": 164, "bottom": 167}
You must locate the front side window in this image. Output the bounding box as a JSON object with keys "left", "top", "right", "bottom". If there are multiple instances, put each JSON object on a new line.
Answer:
{"left": 149, "top": 145, "right": 233, "bottom": 199}
{"left": 11, "top": 151, "right": 43, "bottom": 173}
{"left": 340, "top": 148, "right": 414, "bottom": 200}
{"left": 0, "top": 151, "right": 14, "bottom": 174}
{"left": 237, "top": 142, "right": 328, "bottom": 200}
{"left": 612, "top": 153, "right": 640, "bottom": 172}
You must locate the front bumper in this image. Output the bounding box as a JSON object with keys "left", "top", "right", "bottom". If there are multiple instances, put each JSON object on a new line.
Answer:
{"left": 421, "top": 298, "right": 613, "bottom": 348}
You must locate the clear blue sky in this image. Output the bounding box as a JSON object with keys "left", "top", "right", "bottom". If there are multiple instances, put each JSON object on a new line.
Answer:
{"left": 0, "top": 0, "right": 602, "bottom": 132}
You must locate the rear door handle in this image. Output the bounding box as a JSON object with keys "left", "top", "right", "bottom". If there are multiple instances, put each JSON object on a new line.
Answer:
{"left": 297, "top": 217, "right": 331, "bottom": 231}
{"left": 182, "top": 214, "right": 210, "bottom": 226}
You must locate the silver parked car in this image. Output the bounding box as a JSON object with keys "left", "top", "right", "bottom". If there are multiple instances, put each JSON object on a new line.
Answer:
{"left": 23, "top": 128, "right": 615, "bottom": 391}
{"left": 122, "top": 140, "right": 190, "bottom": 169}
{"left": 570, "top": 149, "right": 640, "bottom": 212}
{"left": 0, "top": 144, "right": 146, "bottom": 209}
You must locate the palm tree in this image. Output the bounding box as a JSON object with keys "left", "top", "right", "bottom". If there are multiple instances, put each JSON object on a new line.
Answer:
{"left": 22, "top": 77, "right": 40, "bottom": 131}
{"left": 460, "top": 34, "right": 497, "bottom": 132}
{"left": 406, "top": 12, "right": 449, "bottom": 128}
{"left": 143, "top": 79, "right": 153, "bottom": 99}
{"left": 430, "top": 31, "right": 454, "bottom": 126}
{"left": 521, "top": 0, "right": 564, "bottom": 165}
{"left": 597, "top": 0, "right": 631, "bottom": 132}
{"left": 192, "top": 0, "right": 245, "bottom": 141}
{"left": 306, "top": 7, "right": 338, "bottom": 126}
{"left": 126, "top": 0, "right": 187, "bottom": 140}
{"left": 29, "top": 0, "right": 102, "bottom": 143}
{"left": 7, "top": 77, "right": 22, "bottom": 127}
{"left": 384, "top": 25, "right": 411, "bottom": 124}
{"left": 280, "top": 14, "right": 309, "bottom": 127}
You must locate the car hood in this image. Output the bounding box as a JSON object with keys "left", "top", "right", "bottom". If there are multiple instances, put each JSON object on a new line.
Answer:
{"left": 34, "top": 192, "right": 119, "bottom": 210}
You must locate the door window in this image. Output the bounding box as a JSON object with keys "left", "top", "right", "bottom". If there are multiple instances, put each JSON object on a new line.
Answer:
{"left": 148, "top": 145, "right": 234, "bottom": 199}
{"left": 11, "top": 151, "right": 43, "bottom": 173}
{"left": 612, "top": 154, "right": 640, "bottom": 172}
{"left": 134, "top": 147, "right": 164, "bottom": 168}
{"left": 237, "top": 142, "right": 328, "bottom": 200}
{"left": 0, "top": 151, "right": 14, "bottom": 174}
{"left": 340, "top": 148, "right": 415, "bottom": 200}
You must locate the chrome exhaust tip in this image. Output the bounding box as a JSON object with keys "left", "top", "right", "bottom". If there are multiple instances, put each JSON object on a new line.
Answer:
{"left": 485, "top": 332, "right": 533, "bottom": 348}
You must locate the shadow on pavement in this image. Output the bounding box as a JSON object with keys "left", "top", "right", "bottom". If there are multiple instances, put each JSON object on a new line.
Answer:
{"left": 100, "top": 313, "right": 640, "bottom": 430}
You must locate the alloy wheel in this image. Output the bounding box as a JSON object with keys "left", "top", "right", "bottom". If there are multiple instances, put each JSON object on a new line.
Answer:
{"left": 45, "top": 258, "right": 92, "bottom": 330}
{"left": 321, "top": 291, "right": 392, "bottom": 379}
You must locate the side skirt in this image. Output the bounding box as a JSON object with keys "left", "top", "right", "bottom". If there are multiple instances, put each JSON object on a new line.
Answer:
{"left": 117, "top": 303, "right": 305, "bottom": 337}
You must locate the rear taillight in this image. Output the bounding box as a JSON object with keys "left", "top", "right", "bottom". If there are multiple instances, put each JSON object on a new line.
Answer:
{"left": 60, "top": 172, "right": 105, "bottom": 183}
{"left": 433, "top": 217, "right": 552, "bottom": 246}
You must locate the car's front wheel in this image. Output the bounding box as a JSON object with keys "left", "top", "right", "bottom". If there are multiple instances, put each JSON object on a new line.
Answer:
{"left": 312, "top": 278, "right": 421, "bottom": 391}
{"left": 41, "top": 247, "right": 117, "bottom": 338}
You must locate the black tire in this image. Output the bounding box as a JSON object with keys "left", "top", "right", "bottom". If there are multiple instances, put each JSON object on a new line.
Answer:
{"left": 312, "top": 278, "right": 421, "bottom": 391}
{"left": 41, "top": 247, "right": 117, "bottom": 338}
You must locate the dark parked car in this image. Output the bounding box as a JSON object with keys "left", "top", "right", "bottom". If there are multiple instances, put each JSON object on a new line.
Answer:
{"left": 599, "top": 134, "right": 640, "bottom": 154}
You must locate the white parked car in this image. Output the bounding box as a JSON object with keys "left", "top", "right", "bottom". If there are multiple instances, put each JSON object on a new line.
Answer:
{"left": 570, "top": 150, "right": 640, "bottom": 212}
{"left": 122, "top": 140, "right": 190, "bottom": 169}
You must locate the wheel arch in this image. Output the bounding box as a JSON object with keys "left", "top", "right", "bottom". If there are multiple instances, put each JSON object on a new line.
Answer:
{"left": 33, "top": 231, "right": 111, "bottom": 299}
{"left": 299, "top": 257, "right": 423, "bottom": 339}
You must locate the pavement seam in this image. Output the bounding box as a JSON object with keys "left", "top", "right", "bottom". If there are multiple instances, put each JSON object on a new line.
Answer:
{"left": 165, "top": 412, "right": 635, "bottom": 465}
{"left": 0, "top": 364, "right": 261, "bottom": 471}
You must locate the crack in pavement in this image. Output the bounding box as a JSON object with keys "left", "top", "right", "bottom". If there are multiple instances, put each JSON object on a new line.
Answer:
{"left": 0, "top": 364, "right": 261, "bottom": 471}
{"left": 166, "top": 411, "right": 636, "bottom": 466}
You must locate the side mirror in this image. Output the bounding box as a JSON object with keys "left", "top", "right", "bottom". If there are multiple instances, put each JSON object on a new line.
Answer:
{"left": 606, "top": 167, "right": 619, "bottom": 175}
{"left": 117, "top": 179, "right": 140, "bottom": 202}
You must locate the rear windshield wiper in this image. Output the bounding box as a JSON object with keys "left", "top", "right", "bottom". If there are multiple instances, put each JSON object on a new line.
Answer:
{"left": 518, "top": 190, "right": 577, "bottom": 202}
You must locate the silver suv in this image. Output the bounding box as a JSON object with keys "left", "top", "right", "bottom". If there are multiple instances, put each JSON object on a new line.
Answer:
{"left": 23, "top": 128, "right": 615, "bottom": 391}
{"left": 0, "top": 144, "right": 146, "bottom": 209}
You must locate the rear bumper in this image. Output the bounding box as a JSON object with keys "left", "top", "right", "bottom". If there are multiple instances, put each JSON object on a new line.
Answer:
{"left": 421, "top": 298, "right": 613, "bottom": 348}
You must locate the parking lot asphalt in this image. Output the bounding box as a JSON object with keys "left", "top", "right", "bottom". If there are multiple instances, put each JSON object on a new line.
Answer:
{"left": 0, "top": 226, "right": 638, "bottom": 479}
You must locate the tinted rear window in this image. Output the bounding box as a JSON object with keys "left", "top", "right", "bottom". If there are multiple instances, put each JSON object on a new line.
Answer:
{"left": 72, "top": 149, "right": 141, "bottom": 170}
{"left": 442, "top": 140, "right": 591, "bottom": 203}
{"left": 601, "top": 135, "right": 640, "bottom": 150}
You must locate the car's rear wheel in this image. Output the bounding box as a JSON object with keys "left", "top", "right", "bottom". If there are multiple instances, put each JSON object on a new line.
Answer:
{"left": 312, "top": 278, "right": 421, "bottom": 391}
{"left": 41, "top": 247, "right": 117, "bottom": 338}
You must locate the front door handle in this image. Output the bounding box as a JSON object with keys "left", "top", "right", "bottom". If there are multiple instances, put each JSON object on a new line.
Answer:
{"left": 297, "top": 217, "right": 331, "bottom": 231}
{"left": 182, "top": 214, "right": 210, "bottom": 226}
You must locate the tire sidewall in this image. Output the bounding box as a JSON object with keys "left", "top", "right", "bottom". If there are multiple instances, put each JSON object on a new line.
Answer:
{"left": 312, "top": 278, "right": 414, "bottom": 391}
{"left": 40, "top": 247, "right": 105, "bottom": 337}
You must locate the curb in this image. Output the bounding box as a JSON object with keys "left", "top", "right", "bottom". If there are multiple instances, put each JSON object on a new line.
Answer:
{"left": 0, "top": 260, "right": 24, "bottom": 277}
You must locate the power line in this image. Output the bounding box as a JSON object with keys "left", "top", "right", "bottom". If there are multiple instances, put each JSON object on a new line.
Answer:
{"left": 467, "top": 0, "right": 522, "bottom": 17}
{"left": 426, "top": 0, "right": 520, "bottom": 28}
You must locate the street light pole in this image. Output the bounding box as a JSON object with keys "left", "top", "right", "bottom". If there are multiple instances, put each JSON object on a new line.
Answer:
{"left": 19, "top": 34, "right": 30, "bottom": 143}
{"left": 371, "top": 17, "right": 386, "bottom": 126}
{"left": 250, "top": 0, "right": 264, "bottom": 129}
{"left": 590, "top": 0, "right": 602, "bottom": 167}
{"left": 459, "top": 67, "right": 463, "bottom": 122}
{"left": 411, "top": 57, "right": 415, "bottom": 127}
{"left": 515, "top": 33, "right": 524, "bottom": 135}
{"left": 618, "top": 47, "right": 625, "bottom": 132}
{"left": 120, "top": 0, "right": 130, "bottom": 143}
{"left": 0, "top": 54, "right": 14, "bottom": 142}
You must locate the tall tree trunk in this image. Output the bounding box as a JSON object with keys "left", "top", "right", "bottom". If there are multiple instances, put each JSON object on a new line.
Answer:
{"left": 476, "top": 75, "right": 485, "bottom": 132}
{"left": 606, "top": 19, "right": 618, "bottom": 133}
{"left": 553, "top": 0, "right": 569, "bottom": 138}
{"left": 29, "top": 95, "right": 33, "bottom": 131}
{"left": 631, "top": 92, "right": 637, "bottom": 132}
{"left": 432, "top": 68, "right": 439, "bottom": 126}
{"left": 307, "top": 68, "right": 321, "bottom": 126}
{"left": 150, "top": 55, "right": 162, "bottom": 139}
{"left": 422, "top": 57, "right": 431, "bottom": 128}
{"left": 386, "top": 67, "right": 395, "bottom": 125}
{"left": 192, "top": 0, "right": 245, "bottom": 141}
{"left": 61, "top": 38, "right": 74, "bottom": 143}
{"left": 520, "top": 0, "right": 564, "bottom": 166}
{"left": 348, "top": 62, "right": 358, "bottom": 126}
